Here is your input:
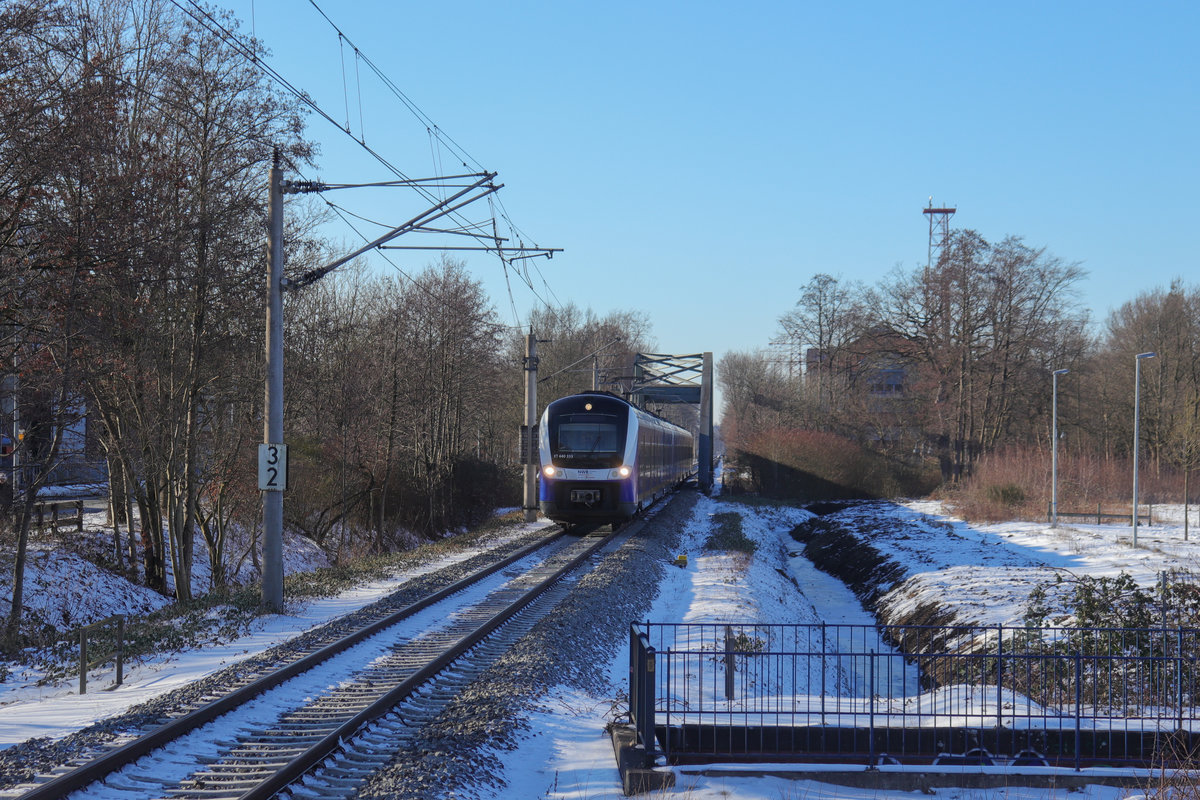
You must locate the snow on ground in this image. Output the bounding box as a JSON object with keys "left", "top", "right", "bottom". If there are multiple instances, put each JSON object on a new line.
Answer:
{"left": 491, "top": 496, "right": 913, "bottom": 800}
{"left": 0, "top": 502, "right": 332, "bottom": 636}
{"left": 886, "top": 500, "right": 1200, "bottom": 628}
{"left": 8, "top": 491, "right": 1199, "bottom": 798}
{"left": 492, "top": 497, "right": 1196, "bottom": 800}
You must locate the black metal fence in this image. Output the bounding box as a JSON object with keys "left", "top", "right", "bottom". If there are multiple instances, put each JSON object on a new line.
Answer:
{"left": 630, "top": 622, "right": 1200, "bottom": 768}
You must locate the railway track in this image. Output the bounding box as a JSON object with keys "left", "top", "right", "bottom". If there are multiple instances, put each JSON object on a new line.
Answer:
{"left": 7, "top": 522, "right": 633, "bottom": 800}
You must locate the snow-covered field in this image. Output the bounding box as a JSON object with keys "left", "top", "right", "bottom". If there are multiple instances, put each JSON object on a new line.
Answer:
{"left": 5, "top": 496, "right": 1199, "bottom": 798}
{"left": 487, "top": 498, "right": 1200, "bottom": 800}
{"left": 875, "top": 501, "right": 1200, "bottom": 628}
{"left": 0, "top": 504, "right": 332, "bottom": 636}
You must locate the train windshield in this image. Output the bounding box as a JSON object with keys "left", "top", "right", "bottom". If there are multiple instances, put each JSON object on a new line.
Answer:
{"left": 550, "top": 412, "right": 625, "bottom": 468}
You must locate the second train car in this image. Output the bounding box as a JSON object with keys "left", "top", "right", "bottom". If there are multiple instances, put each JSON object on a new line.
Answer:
{"left": 538, "top": 391, "right": 694, "bottom": 524}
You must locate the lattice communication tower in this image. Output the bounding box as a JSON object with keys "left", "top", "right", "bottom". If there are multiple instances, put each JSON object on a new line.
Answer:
{"left": 923, "top": 198, "right": 956, "bottom": 269}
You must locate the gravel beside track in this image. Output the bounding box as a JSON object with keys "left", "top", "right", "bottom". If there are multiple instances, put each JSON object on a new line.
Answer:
{"left": 0, "top": 525, "right": 556, "bottom": 790}
{"left": 357, "top": 490, "right": 699, "bottom": 800}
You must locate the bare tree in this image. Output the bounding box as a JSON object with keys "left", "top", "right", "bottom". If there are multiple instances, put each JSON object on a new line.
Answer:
{"left": 57, "top": 0, "right": 313, "bottom": 601}
{"left": 1, "top": 0, "right": 113, "bottom": 646}
{"left": 878, "top": 231, "right": 1087, "bottom": 480}
{"left": 777, "top": 273, "right": 865, "bottom": 412}
{"left": 1102, "top": 281, "right": 1200, "bottom": 513}
{"left": 717, "top": 350, "right": 797, "bottom": 492}
{"left": 524, "top": 303, "right": 655, "bottom": 403}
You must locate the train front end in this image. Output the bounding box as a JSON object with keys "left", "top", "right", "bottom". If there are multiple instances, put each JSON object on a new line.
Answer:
{"left": 537, "top": 393, "right": 638, "bottom": 523}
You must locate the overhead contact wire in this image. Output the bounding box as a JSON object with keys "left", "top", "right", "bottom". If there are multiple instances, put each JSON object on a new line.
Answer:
{"left": 179, "top": 0, "right": 560, "bottom": 306}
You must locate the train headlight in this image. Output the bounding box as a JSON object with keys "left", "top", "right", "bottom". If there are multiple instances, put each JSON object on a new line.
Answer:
{"left": 617, "top": 465, "right": 632, "bottom": 478}
{"left": 543, "top": 465, "right": 557, "bottom": 478}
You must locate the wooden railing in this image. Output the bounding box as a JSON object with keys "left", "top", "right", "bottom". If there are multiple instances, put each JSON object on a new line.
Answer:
{"left": 33, "top": 499, "right": 84, "bottom": 534}
{"left": 76, "top": 614, "right": 126, "bottom": 694}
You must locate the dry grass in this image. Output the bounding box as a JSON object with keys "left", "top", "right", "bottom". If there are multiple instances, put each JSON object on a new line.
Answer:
{"left": 1141, "top": 735, "right": 1200, "bottom": 799}
{"left": 726, "top": 427, "right": 940, "bottom": 501}
{"left": 702, "top": 511, "right": 756, "bottom": 554}
{"left": 949, "top": 445, "right": 1197, "bottom": 524}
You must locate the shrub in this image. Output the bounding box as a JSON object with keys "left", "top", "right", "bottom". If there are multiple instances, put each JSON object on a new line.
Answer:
{"left": 986, "top": 483, "right": 1026, "bottom": 506}
{"left": 726, "top": 428, "right": 939, "bottom": 501}
{"left": 953, "top": 444, "right": 1196, "bottom": 523}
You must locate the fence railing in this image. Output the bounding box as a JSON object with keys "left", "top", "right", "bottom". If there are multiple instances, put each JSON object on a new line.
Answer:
{"left": 34, "top": 499, "right": 85, "bottom": 535}
{"left": 630, "top": 622, "right": 1200, "bottom": 768}
{"left": 1048, "top": 502, "right": 1152, "bottom": 526}
{"left": 77, "top": 614, "right": 126, "bottom": 694}
{"left": 629, "top": 623, "right": 656, "bottom": 758}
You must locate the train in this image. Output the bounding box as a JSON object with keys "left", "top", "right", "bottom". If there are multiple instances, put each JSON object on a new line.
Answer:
{"left": 538, "top": 391, "right": 695, "bottom": 524}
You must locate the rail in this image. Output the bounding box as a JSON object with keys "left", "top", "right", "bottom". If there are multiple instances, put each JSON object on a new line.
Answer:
{"left": 1048, "top": 502, "right": 1152, "bottom": 526}
{"left": 15, "top": 526, "right": 581, "bottom": 800}
{"left": 630, "top": 622, "right": 1200, "bottom": 768}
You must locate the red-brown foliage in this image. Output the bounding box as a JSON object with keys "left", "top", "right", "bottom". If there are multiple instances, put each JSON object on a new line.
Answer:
{"left": 951, "top": 445, "right": 1197, "bottom": 522}
{"left": 726, "top": 427, "right": 938, "bottom": 500}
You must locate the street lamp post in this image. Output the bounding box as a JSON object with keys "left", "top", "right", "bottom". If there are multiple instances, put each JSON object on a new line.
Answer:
{"left": 1052, "top": 368, "right": 1069, "bottom": 528}
{"left": 1133, "top": 352, "right": 1157, "bottom": 547}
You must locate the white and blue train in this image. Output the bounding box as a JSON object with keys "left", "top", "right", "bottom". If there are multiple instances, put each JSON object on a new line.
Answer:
{"left": 538, "top": 391, "right": 694, "bottom": 524}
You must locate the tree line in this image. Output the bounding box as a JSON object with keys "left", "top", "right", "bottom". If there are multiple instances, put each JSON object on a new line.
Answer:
{"left": 0, "top": 0, "right": 657, "bottom": 650}
{"left": 723, "top": 228, "right": 1200, "bottom": 508}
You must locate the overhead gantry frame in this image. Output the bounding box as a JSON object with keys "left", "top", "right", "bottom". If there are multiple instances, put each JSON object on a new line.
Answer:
{"left": 629, "top": 352, "right": 714, "bottom": 493}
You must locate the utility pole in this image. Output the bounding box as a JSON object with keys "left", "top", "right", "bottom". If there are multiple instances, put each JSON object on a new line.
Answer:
{"left": 257, "top": 160, "right": 555, "bottom": 606}
{"left": 523, "top": 331, "right": 539, "bottom": 522}
{"left": 1051, "top": 368, "right": 1069, "bottom": 528}
{"left": 262, "top": 152, "right": 285, "bottom": 612}
{"left": 1132, "top": 351, "right": 1157, "bottom": 547}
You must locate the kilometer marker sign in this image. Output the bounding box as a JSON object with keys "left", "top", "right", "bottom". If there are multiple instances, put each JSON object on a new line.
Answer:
{"left": 258, "top": 443, "right": 288, "bottom": 491}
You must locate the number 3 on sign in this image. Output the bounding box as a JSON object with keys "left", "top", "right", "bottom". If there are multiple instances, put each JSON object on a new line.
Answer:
{"left": 258, "top": 443, "right": 288, "bottom": 491}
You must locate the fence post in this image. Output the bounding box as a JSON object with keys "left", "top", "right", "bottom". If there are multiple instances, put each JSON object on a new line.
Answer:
{"left": 868, "top": 650, "right": 876, "bottom": 768}
{"left": 629, "top": 623, "right": 636, "bottom": 723}
{"left": 78, "top": 627, "right": 87, "bottom": 695}
{"left": 75, "top": 500, "right": 83, "bottom": 532}
{"left": 996, "top": 625, "right": 1003, "bottom": 731}
{"left": 642, "top": 648, "right": 656, "bottom": 757}
{"left": 662, "top": 647, "right": 671, "bottom": 762}
{"left": 629, "top": 623, "right": 640, "bottom": 732}
{"left": 820, "top": 622, "right": 826, "bottom": 726}
{"left": 115, "top": 616, "right": 125, "bottom": 687}
{"left": 1097, "top": 502, "right": 1101, "bottom": 525}
{"left": 1178, "top": 627, "right": 1185, "bottom": 732}
{"left": 724, "top": 625, "right": 735, "bottom": 701}
{"left": 629, "top": 623, "right": 657, "bottom": 758}
{"left": 1080, "top": 652, "right": 1089, "bottom": 772}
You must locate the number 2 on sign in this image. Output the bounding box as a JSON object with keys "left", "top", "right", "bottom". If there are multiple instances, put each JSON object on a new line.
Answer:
{"left": 259, "top": 443, "right": 288, "bottom": 491}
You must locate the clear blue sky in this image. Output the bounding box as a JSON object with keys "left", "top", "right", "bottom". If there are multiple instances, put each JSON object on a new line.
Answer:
{"left": 225, "top": 0, "right": 1197, "bottom": 361}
